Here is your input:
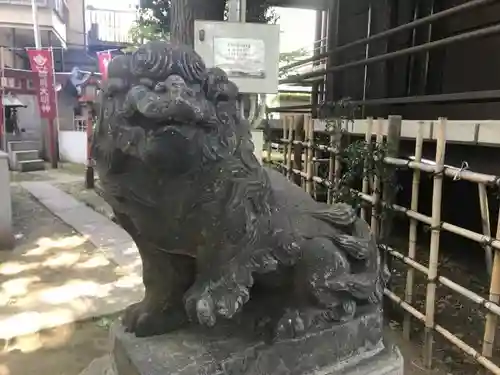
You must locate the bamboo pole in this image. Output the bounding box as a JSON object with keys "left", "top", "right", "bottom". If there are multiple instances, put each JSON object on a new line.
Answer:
{"left": 381, "top": 115, "right": 402, "bottom": 238}
{"left": 286, "top": 116, "right": 294, "bottom": 180}
{"left": 302, "top": 116, "right": 309, "bottom": 189}
{"left": 383, "top": 156, "right": 500, "bottom": 186}
{"left": 478, "top": 183, "right": 493, "bottom": 276}
{"left": 361, "top": 117, "right": 374, "bottom": 221}
{"left": 305, "top": 115, "right": 314, "bottom": 195}
{"left": 423, "top": 117, "right": 447, "bottom": 369}
{"left": 370, "top": 118, "right": 384, "bottom": 239}
{"left": 381, "top": 115, "right": 402, "bottom": 281}
{"left": 403, "top": 121, "right": 424, "bottom": 340}
{"left": 293, "top": 115, "right": 305, "bottom": 187}
{"left": 327, "top": 125, "right": 335, "bottom": 204}
{"left": 307, "top": 116, "right": 315, "bottom": 195}
{"left": 482, "top": 207, "right": 500, "bottom": 357}
{"left": 282, "top": 115, "right": 289, "bottom": 171}
{"left": 333, "top": 119, "right": 343, "bottom": 196}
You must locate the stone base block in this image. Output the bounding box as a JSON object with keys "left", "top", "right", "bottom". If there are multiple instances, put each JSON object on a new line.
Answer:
{"left": 108, "top": 308, "right": 404, "bottom": 375}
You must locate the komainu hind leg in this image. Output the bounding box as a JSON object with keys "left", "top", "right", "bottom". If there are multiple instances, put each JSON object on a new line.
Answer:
{"left": 276, "top": 234, "right": 379, "bottom": 339}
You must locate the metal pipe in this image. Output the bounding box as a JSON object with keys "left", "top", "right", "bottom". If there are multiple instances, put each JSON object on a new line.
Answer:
{"left": 279, "top": 0, "right": 496, "bottom": 73}
{"left": 281, "top": 23, "right": 500, "bottom": 84}
{"left": 266, "top": 89, "right": 500, "bottom": 112}
{"left": 406, "top": 0, "right": 419, "bottom": 96}
{"left": 361, "top": 4, "right": 372, "bottom": 117}
{"left": 31, "top": 0, "right": 42, "bottom": 48}
{"left": 421, "top": 0, "right": 436, "bottom": 95}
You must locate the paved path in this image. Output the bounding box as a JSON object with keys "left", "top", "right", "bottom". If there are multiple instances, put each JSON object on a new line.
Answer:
{"left": 0, "top": 181, "right": 143, "bottom": 340}
{"left": 20, "top": 181, "right": 139, "bottom": 270}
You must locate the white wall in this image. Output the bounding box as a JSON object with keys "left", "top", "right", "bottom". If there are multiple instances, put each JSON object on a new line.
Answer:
{"left": 59, "top": 130, "right": 87, "bottom": 164}
{"left": 58, "top": 130, "right": 263, "bottom": 165}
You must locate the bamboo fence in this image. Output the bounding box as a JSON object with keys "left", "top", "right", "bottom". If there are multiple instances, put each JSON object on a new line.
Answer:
{"left": 266, "top": 114, "right": 500, "bottom": 374}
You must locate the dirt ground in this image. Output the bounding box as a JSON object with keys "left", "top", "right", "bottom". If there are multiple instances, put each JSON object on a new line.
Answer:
{"left": 0, "top": 316, "right": 115, "bottom": 375}
{"left": 388, "top": 233, "right": 500, "bottom": 375}
{"left": 0, "top": 185, "right": 120, "bottom": 375}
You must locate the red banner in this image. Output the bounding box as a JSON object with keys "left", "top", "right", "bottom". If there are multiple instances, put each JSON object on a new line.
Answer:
{"left": 97, "top": 50, "right": 112, "bottom": 80}
{"left": 27, "top": 49, "right": 57, "bottom": 120}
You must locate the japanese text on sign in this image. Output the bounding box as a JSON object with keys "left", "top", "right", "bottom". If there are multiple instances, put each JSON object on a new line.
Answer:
{"left": 213, "top": 37, "right": 265, "bottom": 79}
{"left": 27, "top": 49, "right": 56, "bottom": 120}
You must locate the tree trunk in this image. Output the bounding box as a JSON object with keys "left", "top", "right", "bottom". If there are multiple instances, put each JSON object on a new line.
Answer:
{"left": 170, "top": 0, "right": 225, "bottom": 46}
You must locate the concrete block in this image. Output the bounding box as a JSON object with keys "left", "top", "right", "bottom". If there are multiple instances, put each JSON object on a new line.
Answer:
{"left": 0, "top": 151, "right": 14, "bottom": 250}
{"left": 18, "top": 159, "right": 45, "bottom": 172}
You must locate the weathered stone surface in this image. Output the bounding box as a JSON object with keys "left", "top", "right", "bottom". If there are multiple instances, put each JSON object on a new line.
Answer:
{"left": 109, "top": 307, "right": 402, "bottom": 375}
{"left": 91, "top": 40, "right": 401, "bottom": 374}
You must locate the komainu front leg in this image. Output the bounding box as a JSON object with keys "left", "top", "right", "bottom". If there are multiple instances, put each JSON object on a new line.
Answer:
{"left": 183, "top": 242, "right": 285, "bottom": 327}
{"left": 123, "top": 249, "right": 195, "bottom": 337}
{"left": 114, "top": 212, "right": 196, "bottom": 337}
{"left": 184, "top": 262, "right": 254, "bottom": 327}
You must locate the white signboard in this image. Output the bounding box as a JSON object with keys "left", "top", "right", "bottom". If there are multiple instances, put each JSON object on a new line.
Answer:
{"left": 213, "top": 37, "right": 266, "bottom": 79}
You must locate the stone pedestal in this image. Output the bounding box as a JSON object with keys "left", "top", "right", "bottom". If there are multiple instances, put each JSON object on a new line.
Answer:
{"left": 107, "top": 309, "right": 404, "bottom": 375}
{"left": 0, "top": 151, "right": 14, "bottom": 250}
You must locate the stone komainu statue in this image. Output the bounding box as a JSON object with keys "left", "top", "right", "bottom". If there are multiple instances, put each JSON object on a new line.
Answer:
{"left": 92, "top": 41, "right": 389, "bottom": 339}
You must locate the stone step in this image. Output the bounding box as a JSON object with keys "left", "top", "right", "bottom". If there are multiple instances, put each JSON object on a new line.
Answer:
{"left": 18, "top": 159, "right": 45, "bottom": 172}
{"left": 13, "top": 149, "right": 40, "bottom": 163}
{"left": 7, "top": 140, "right": 40, "bottom": 152}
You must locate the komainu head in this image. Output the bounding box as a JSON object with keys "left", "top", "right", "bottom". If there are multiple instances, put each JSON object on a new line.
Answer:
{"left": 94, "top": 41, "right": 253, "bottom": 175}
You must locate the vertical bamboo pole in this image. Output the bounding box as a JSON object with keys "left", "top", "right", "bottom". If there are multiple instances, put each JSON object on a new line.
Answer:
{"left": 482, "top": 207, "right": 500, "bottom": 357}
{"left": 286, "top": 116, "right": 294, "bottom": 180}
{"left": 266, "top": 119, "right": 272, "bottom": 164}
{"left": 361, "top": 117, "right": 374, "bottom": 221}
{"left": 282, "top": 115, "right": 289, "bottom": 172}
{"left": 423, "top": 117, "right": 447, "bottom": 369}
{"left": 334, "top": 119, "right": 343, "bottom": 195}
{"left": 371, "top": 118, "right": 384, "bottom": 239}
{"left": 306, "top": 116, "right": 315, "bottom": 195}
{"left": 478, "top": 183, "right": 493, "bottom": 276}
{"left": 313, "top": 146, "right": 320, "bottom": 201}
{"left": 293, "top": 115, "right": 305, "bottom": 187}
{"left": 327, "top": 121, "right": 336, "bottom": 205}
{"left": 381, "top": 115, "right": 402, "bottom": 240}
{"left": 303, "top": 115, "right": 310, "bottom": 190}
{"left": 403, "top": 120, "right": 425, "bottom": 340}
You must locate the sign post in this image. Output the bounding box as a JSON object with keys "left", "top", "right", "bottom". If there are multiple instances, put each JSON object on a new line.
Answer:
{"left": 27, "top": 48, "right": 58, "bottom": 169}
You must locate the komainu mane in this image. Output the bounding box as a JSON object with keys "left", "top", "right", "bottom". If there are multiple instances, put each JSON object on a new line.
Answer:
{"left": 92, "top": 41, "right": 389, "bottom": 339}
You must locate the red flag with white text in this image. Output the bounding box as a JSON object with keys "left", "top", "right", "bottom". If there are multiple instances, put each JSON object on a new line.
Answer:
{"left": 97, "top": 50, "right": 112, "bottom": 80}
{"left": 27, "top": 49, "right": 56, "bottom": 120}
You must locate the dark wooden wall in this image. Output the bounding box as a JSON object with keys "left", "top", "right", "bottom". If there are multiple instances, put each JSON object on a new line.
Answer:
{"left": 327, "top": 0, "right": 500, "bottom": 120}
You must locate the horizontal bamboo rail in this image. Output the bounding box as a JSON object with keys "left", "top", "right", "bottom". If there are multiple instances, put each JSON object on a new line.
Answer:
{"left": 268, "top": 114, "right": 500, "bottom": 373}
